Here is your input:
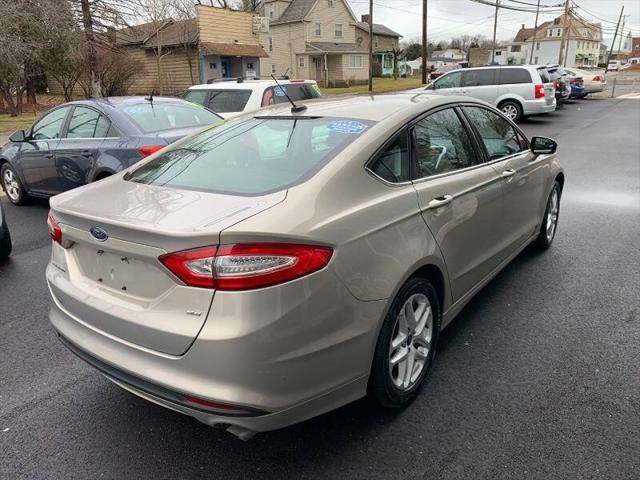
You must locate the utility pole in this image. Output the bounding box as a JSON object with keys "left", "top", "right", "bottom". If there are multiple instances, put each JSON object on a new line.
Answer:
{"left": 557, "top": 0, "right": 570, "bottom": 65}
{"left": 421, "top": 0, "right": 427, "bottom": 84}
{"left": 616, "top": 16, "right": 628, "bottom": 58}
{"left": 368, "top": 0, "right": 373, "bottom": 92}
{"left": 491, "top": 0, "right": 499, "bottom": 63}
{"left": 605, "top": 6, "right": 624, "bottom": 73}
{"left": 529, "top": 0, "right": 541, "bottom": 64}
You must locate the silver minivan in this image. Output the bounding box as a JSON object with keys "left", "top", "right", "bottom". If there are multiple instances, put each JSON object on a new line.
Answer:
{"left": 414, "top": 66, "right": 556, "bottom": 122}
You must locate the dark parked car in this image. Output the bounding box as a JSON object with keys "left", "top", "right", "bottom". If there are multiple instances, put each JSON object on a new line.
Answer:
{"left": 546, "top": 67, "right": 571, "bottom": 105}
{"left": 0, "top": 97, "right": 222, "bottom": 205}
{"left": 0, "top": 201, "right": 11, "bottom": 260}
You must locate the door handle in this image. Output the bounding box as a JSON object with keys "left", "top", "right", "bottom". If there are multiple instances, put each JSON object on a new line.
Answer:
{"left": 501, "top": 169, "right": 516, "bottom": 178}
{"left": 427, "top": 195, "right": 453, "bottom": 209}
{"left": 81, "top": 150, "right": 93, "bottom": 158}
{"left": 44, "top": 152, "right": 54, "bottom": 159}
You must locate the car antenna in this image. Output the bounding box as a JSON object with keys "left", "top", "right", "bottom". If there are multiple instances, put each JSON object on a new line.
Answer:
{"left": 144, "top": 90, "right": 155, "bottom": 104}
{"left": 270, "top": 74, "right": 306, "bottom": 113}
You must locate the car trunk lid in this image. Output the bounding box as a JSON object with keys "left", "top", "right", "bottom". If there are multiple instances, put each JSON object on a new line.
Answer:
{"left": 49, "top": 177, "right": 286, "bottom": 355}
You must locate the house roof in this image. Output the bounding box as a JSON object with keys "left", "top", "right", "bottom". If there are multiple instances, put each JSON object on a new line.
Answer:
{"left": 514, "top": 27, "right": 535, "bottom": 42}
{"left": 305, "top": 41, "right": 368, "bottom": 53}
{"left": 115, "top": 18, "right": 198, "bottom": 48}
{"left": 354, "top": 22, "right": 401, "bottom": 38}
{"left": 517, "top": 13, "right": 601, "bottom": 42}
{"left": 271, "top": 0, "right": 317, "bottom": 25}
{"left": 201, "top": 42, "right": 269, "bottom": 57}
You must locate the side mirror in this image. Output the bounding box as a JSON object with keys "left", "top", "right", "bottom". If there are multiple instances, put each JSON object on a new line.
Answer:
{"left": 9, "top": 130, "right": 27, "bottom": 143}
{"left": 531, "top": 136, "right": 557, "bottom": 154}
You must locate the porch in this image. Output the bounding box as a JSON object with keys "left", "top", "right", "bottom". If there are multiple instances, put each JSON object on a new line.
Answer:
{"left": 305, "top": 42, "right": 369, "bottom": 88}
{"left": 199, "top": 42, "right": 268, "bottom": 83}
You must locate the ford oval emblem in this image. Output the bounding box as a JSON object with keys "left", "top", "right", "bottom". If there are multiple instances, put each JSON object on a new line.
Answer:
{"left": 90, "top": 226, "right": 108, "bottom": 242}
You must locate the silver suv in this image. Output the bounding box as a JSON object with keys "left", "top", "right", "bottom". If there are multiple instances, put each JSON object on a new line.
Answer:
{"left": 414, "top": 65, "right": 556, "bottom": 122}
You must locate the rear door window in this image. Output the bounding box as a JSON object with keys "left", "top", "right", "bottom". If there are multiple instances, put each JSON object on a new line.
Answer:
{"left": 126, "top": 117, "right": 375, "bottom": 195}
{"left": 462, "top": 69, "right": 498, "bottom": 87}
{"left": 412, "top": 108, "right": 480, "bottom": 178}
{"left": 463, "top": 106, "right": 526, "bottom": 160}
{"left": 66, "top": 106, "right": 111, "bottom": 139}
{"left": 499, "top": 68, "right": 532, "bottom": 84}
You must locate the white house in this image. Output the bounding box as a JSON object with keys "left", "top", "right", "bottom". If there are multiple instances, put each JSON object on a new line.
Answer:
{"left": 514, "top": 13, "right": 601, "bottom": 67}
{"left": 431, "top": 49, "right": 466, "bottom": 61}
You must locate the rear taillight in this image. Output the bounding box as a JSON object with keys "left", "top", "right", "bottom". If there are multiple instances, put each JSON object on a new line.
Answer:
{"left": 593, "top": 75, "right": 601, "bottom": 82}
{"left": 569, "top": 78, "right": 576, "bottom": 85}
{"left": 138, "top": 144, "right": 165, "bottom": 158}
{"left": 159, "top": 243, "right": 333, "bottom": 290}
{"left": 47, "top": 211, "right": 62, "bottom": 245}
{"left": 534, "top": 84, "right": 545, "bottom": 99}
{"left": 552, "top": 80, "right": 559, "bottom": 90}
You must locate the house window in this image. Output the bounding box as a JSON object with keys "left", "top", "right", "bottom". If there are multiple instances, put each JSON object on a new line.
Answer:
{"left": 350, "top": 55, "right": 363, "bottom": 68}
{"left": 315, "top": 23, "right": 321, "bottom": 36}
{"left": 271, "top": 64, "right": 276, "bottom": 74}
{"left": 495, "top": 51, "right": 502, "bottom": 56}
{"left": 298, "top": 56, "right": 305, "bottom": 68}
{"left": 383, "top": 55, "right": 392, "bottom": 69}
{"left": 328, "top": 0, "right": 334, "bottom": 6}
{"left": 511, "top": 45, "right": 521, "bottom": 53}
{"left": 335, "top": 24, "right": 342, "bottom": 38}
{"left": 269, "top": 37, "right": 273, "bottom": 52}
{"left": 578, "top": 27, "right": 588, "bottom": 37}
{"left": 268, "top": 6, "right": 273, "bottom": 18}
{"left": 547, "top": 28, "right": 561, "bottom": 37}
{"left": 374, "top": 36, "right": 379, "bottom": 47}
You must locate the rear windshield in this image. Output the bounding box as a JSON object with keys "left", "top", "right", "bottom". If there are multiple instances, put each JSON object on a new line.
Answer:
{"left": 184, "top": 89, "right": 253, "bottom": 113}
{"left": 266, "top": 84, "right": 321, "bottom": 105}
{"left": 125, "top": 116, "right": 375, "bottom": 195}
{"left": 537, "top": 68, "right": 552, "bottom": 83}
{"left": 117, "top": 102, "right": 220, "bottom": 133}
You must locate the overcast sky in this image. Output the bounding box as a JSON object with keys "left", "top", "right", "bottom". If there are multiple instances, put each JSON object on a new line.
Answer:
{"left": 348, "top": 0, "right": 640, "bottom": 47}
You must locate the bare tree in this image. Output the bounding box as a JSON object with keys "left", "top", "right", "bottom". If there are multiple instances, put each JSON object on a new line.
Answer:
{"left": 96, "top": 47, "right": 141, "bottom": 96}
{"left": 171, "top": 0, "right": 198, "bottom": 85}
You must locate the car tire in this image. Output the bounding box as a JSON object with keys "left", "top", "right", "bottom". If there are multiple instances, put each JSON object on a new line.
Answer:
{"left": 534, "top": 180, "right": 561, "bottom": 250}
{"left": 499, "top": 100, "right": 523, "bottom": 123}
{"left": 0, "top": 221, "right": 11, "bottom": 260}
{"left": 1, "top": 163, "right": 29, "bottom": 206}
{"left": 369, "top": 277, "right": 441, "bottom": 408}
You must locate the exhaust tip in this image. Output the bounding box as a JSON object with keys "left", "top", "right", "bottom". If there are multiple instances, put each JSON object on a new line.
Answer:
{"left": 226, "top": 425, "right": 257, "bottom": 441}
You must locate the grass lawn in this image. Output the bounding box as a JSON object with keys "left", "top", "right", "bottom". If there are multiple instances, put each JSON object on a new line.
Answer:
{"left": 0, "top": 112, "right": 37, "bottom": 135}
{"left": 322, "top": 77, "right": 424, "bottom": 95}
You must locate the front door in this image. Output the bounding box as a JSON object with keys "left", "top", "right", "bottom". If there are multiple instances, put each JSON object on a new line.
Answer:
{"left": 221, "top": 57, "right": 232, "bottom": 78}
{"left": 461, "top": 105, "right": 547, "bottom": 256}
{"left": 410, "top": 106, "right": 505, "bottom": 301}
{"left": 19, "top": 105, "right": 71, "bottom": 195}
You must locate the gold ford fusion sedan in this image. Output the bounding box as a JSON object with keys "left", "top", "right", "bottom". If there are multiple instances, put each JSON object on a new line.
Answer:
{"left": 46, "top": 94, "right": 564, "bottom": 439}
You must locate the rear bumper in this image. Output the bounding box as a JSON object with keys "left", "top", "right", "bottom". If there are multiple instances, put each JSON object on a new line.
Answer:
{"left": 47, "top": 263, "right": 386, "bottom": 432}
{"left": 523, "top": 98, "right": 556, "bottom": 115}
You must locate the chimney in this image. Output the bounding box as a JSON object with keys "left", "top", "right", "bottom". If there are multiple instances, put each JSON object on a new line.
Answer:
{"left": 522, "top": 24, "right": 525, "bottom": 29}
{"left": 361, "top": 14, "right": 370, "bottom": 24}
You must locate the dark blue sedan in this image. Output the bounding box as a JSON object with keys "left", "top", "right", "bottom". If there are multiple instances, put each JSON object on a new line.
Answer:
{"left": 0, "top": 97, "right": 222, "bottom": 205}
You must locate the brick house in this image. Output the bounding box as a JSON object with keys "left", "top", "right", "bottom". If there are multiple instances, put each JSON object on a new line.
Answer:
{"left": 261, "top": 0, "right": 400, "bottom": 86}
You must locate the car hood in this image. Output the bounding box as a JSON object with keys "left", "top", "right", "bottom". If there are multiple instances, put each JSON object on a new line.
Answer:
{"left": 50, "top": 175, "right": 287, "bottom": 252}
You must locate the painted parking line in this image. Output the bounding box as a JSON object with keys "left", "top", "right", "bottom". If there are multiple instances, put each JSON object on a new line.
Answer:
{"left": 617, "top": 93, "right": 640, "bottom": 99}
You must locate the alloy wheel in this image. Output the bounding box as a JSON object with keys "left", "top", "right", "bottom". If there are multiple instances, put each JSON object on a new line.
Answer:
{"left": 546, "top": 188, "right": 559, "bottom": 242}
{"left": 502, "top": 104, "right": 519, "bottom": 121}
{"left": 3, "top": 169, "right": 21, "bottom": 202}
{"left": 388, "top": 293, "right": 433, "bottom": 391}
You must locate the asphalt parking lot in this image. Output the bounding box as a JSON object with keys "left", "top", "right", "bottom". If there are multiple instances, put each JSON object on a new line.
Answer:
{"left": 1, "top": 96, "right": 639, "bottom": 479}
